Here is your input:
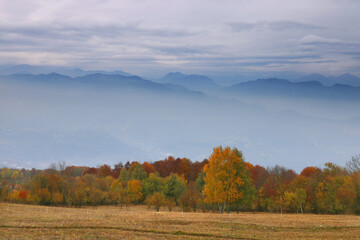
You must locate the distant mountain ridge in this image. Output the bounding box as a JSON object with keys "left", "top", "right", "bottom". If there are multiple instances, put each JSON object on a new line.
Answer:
{"left": 1, "top": 70, "right": 360, "bottom": 170}
{"left": 297, "top": 73, "right": 360, "bottom": 87}
{"left": 160, "top": 72, "right": 220, "bottom": 92}
{"left": 225, "top": 78, "right": 360, "bottom": 100}
{"left": 0, "top": 72, "right": 206, "bottom": 99}
{"left": 0, "top": 64, "right": 132, "bottom": 77}
{"left": 2, "top": 72, "right": 360, "bottom": 101}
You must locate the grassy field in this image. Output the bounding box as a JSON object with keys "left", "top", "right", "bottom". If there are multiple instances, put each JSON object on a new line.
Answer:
{"left": 1, "top": 203, "right": 360, "bottom": 239}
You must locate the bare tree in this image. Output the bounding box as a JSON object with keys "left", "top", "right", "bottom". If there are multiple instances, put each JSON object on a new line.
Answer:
{"left": 346, "top": 154, "right": 360, "bottom": 173}
{"left": 48, "top": 161, "right": 67, "bottom": 175}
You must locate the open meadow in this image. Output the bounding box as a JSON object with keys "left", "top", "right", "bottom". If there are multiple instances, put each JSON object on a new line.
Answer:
{"left": 1, "top": 203, "right": 360, "bottom": 239}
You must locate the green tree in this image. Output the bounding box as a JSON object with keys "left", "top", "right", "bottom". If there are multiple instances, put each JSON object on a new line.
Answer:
{"left": 143, "top": 173, "right": 164, "bottom": 198}
{"left": 163, "top": 174, "right": 186, "bottom": 203}
{"left": 128, "top": 163, "right": 147, "bottom": 181}
{"left": 294, "top": 188, "right": 307, "bottom": 213}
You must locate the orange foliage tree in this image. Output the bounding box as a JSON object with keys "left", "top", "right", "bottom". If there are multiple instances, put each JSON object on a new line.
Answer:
{"left": 202, "top": 146, "right": 253, "bottom": 213}
{"left": 126, "top": 179, "right": 143, "bottom": 203}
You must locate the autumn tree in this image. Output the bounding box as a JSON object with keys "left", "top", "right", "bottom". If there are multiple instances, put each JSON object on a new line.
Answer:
{"left": 119, "top": 168, "right": 130, "bottom": 182}
{"left": 82, "top": 167, "right": 98, "bottom": 176}
{"left": 143, "top": 173, "right": 164, "bottom": 197}
{"left": 126, "top": 179, "right": 143, "bottom": 203}
{"left": 294, "top": 188, "right": 307, "bottom": 213}
{"left": 203, "top": 146, "right": 254, "bottom": 213}
{"left": 143, "top": 162, "right": 156, "bottom": 176}
{"left": 163, "top": 173, "right": 186, "bottom": 203}
{"left": 145, "top": 192, "right": 166, "bottom": 211}
{"left": 99, "top": 164, "right": 112, "bottom": 177}
{"left": 112, "top": 162, "right": 124, "bottom": 179}
{"left": 128, "top": 163, "right": 147, "bottom": 181}
{"left": 249, "top": 165, "right": 269, "bottom": 190}
{"left": 188, "top": 159, "right": 208, "bottom": 182}
{"left": 351, "top": 172, "right": 360, "bottom": 214}
{"left": 177, "top": 158, "right": 191, "bottom": 180}
{"left": 124, "top": 161, "right": 131, "bottom": 170}
{"left": 179, "top": 183, "right": 201, "bottom": 212}
{"left": 0, "top": 179, "right": 10, "bottom": 201}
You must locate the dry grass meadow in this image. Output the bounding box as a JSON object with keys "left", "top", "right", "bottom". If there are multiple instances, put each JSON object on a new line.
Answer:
{"left": 1, "top": 203, "right": 360, "bottom": 239}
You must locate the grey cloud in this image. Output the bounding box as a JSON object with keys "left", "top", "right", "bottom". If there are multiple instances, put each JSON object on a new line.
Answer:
{"left": 299, "top": 35, "right": 360, "bottom": 46}
{"left": 153, "top": 44, "right": 221, "bottom": 55}
{"left": 0, "top": 23, "right": 193, "bottom": 42}
{"left": 179, "top": 55, "right": 336, "bottom": 68}
{"left": 228, "top": 21, "right": 324, "bottom": 32}
{"left": 268, "top": 21, "right": 325, "bottom": 31}
{"left": 298, "top": 35, "right": 360, "bottom": 59}
{"left": 228, "top": 22, "right": 260, "bottom": 32}
{"left": 189, "top": 54, "right": 321, "bottom": 61}
{"left": 0, "top": 0, "right": 359, "bottom": 77}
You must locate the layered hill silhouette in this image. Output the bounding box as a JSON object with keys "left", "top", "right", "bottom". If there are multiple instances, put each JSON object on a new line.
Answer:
{"left": 224, "top": 78, "right": 360, "bottom": 100}
{"left": 0, "top": 64, "right": 132, "bottom": 77}
{"left": 160, "top": 72, "right": 220, "bottom": 92}
{"left": 297, "top": 73, "right": 360, "bottom": 87}
{"left": 0, "top": 73, "right": 206, "bottom": 98}
{"left": 1, "top": 69, "right": 360, "bottom": 170}
{"left": 1, "top": 72, "right": 360, "bottom": 101}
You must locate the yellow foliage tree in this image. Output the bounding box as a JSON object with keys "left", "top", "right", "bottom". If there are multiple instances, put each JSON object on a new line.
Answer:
{"left": 203, "top": 146, "right": 252, "bottom": 212}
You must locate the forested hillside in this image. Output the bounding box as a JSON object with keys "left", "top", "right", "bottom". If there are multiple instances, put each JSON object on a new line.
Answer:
{"left": 1, "top": 147, "right": 359, "bottom": 215}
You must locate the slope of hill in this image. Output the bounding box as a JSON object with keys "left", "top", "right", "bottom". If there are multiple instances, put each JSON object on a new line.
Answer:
{"left": 225, "top": 78, "right": 360, "bottom": 100}
{"left": 0, "top": 73, "right": 207, "bottom": 98}
{"left": 160, "top": 72, "right": 220, "bottom": 92}
{"left": 332, "top": 73, "right": 360, "bottom": 87}
{"left": 297, "top": 73, "right": 360, "bottom": 87}
{"left": 0, "top": 64, "right": 132, "bottom": 77}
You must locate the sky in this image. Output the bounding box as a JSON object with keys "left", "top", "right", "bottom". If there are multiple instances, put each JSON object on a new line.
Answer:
{"left": 1, "top": 0, "right": 360, "bottom": 80}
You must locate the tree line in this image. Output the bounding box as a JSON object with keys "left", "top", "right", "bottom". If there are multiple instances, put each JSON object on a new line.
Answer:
{"left": 1, "top": 147, "right": 360, "bottom": 214}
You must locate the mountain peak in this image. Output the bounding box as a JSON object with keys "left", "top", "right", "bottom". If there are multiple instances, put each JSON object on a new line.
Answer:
{"left": 256, "top": 78, "right": 290, "bottom": 84}
{"left": 161, "top": 72, "right": 219, "bottom": 92}
{"left": 163, "top": 72, "right": 213, "bottom": 80}
{"left": 336, "top": 73, "right": 358, "bottom": 79}
{"left": 298, "top": 73, "right": 329, "bottom": 82}
{"left": 334, "top": 73, "right": 360, "bottom": 86}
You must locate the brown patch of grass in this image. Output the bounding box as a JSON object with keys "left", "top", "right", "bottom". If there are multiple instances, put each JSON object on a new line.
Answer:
{"left": 1, "top": 203, "right": 360, "bottom": 239}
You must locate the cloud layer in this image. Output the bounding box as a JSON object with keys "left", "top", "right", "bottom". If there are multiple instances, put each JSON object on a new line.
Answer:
{"left": 0, "top": 0, "right": 360, "bottom": 79}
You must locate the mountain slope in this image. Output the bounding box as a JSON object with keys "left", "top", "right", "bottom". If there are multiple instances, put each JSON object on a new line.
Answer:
{"left": 0, "top": 73, "right": 206, "bottom": 99}
{"left": 225, "top": 78, "right": 360, "bottom": 100}
{"left": 160, "top": 72, "right": 220, "bottom": 92}
{"left": 0, "top": 64, "right": 132, "bottom": 77}
{"left": 332, "top": 73, "right": 360, "bottom": 87}
{"left": 297, "top": 73, "right": 360, "bottom": 87}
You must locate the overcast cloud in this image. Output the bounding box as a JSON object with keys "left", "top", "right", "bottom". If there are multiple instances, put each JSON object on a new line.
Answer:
{"left": 0, "top": 0, "right": 360, "bottom": 79}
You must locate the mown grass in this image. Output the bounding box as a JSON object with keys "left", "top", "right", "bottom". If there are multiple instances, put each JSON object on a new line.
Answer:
{"left": 1, "top": 203, "right": 360, "bottom": 239}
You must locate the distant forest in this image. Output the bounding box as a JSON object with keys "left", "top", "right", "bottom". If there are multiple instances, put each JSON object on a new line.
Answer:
{"left": 1, "top": 146, "right": 360, "bottom": 215}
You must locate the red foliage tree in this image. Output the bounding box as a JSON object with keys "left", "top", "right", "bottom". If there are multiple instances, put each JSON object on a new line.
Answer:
{"left": 249, "top": 165, "right": 269, "bottom": 189}
{"left": 177, "top": 158, "right": 191, "bottom": 180}
{"left": 262, "top": 175, "right": 278, "bottom": 199}
{"left": 301, "top": 166, "right": 321, "bottom": 178}
{"left": 81, "top": 167, "right": 98, "bottom": 176}
{"left": 99, "top": 164, "right": 112, "bottom": 177}
{"left": 143, "top": 162, "right": 156, "bottom": 176}
{"left": 112, "top": 162, "right": 123, "bottom": 179}
{"left": 18, "top": 189, "right": 27, "bottom": 201}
